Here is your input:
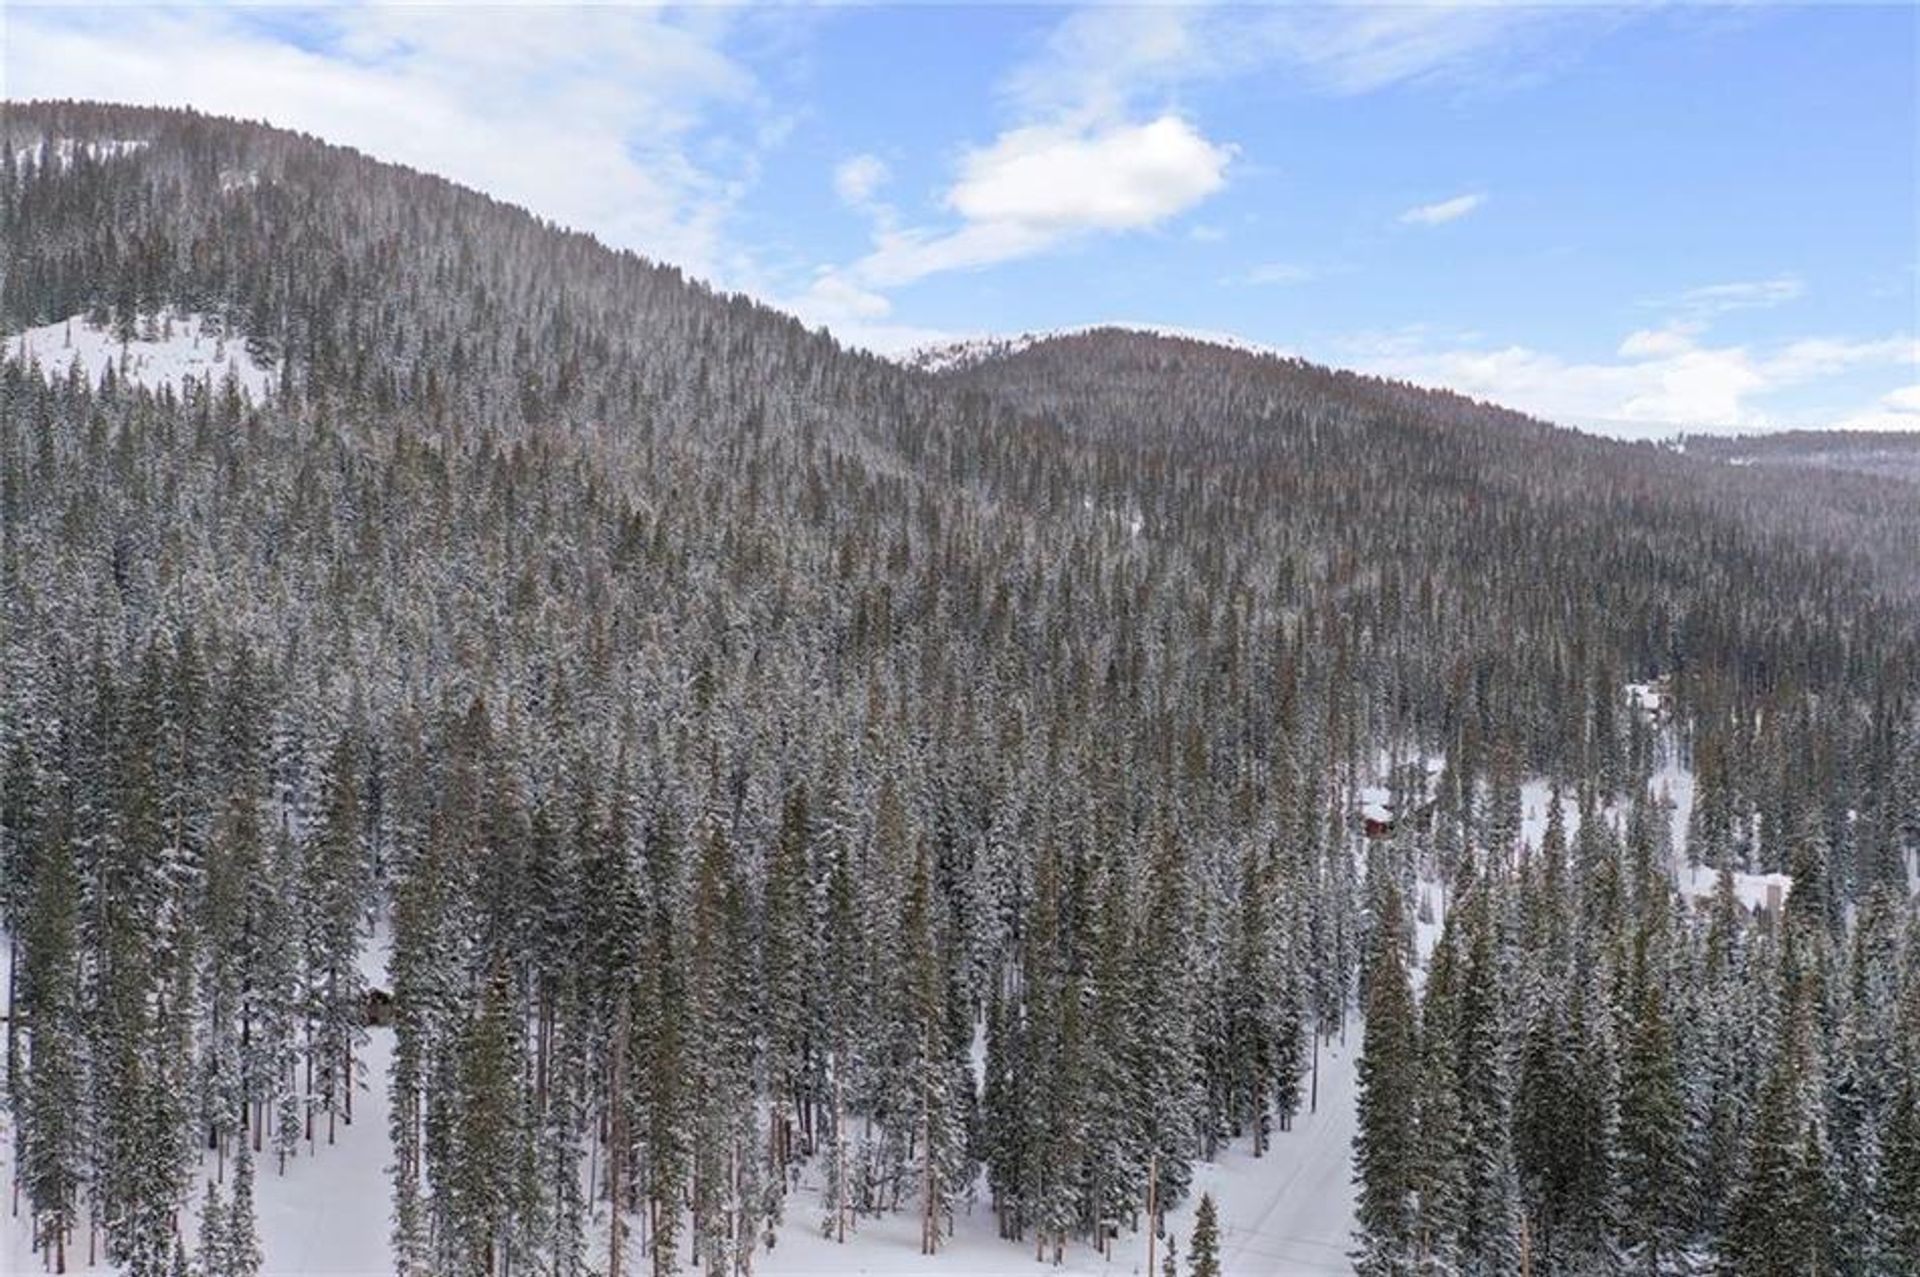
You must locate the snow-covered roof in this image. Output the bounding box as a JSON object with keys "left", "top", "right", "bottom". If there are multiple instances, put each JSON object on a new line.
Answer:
{"left": 1677, "top": 864, "right": 1792, "bottom": 913}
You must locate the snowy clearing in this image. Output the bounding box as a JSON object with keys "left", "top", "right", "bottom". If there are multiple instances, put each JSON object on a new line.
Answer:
{"left": 6, "top": 311, "right": 275, "bottom": 401}
{"left": 12, "top": 139, "right": 150, "bottom": 171}
{"left": 757, "top": 1039, "right": 1357, "bottom": 1276}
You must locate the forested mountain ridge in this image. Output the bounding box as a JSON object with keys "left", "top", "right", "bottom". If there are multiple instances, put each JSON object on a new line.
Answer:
{"left": 1684, "top": 430, "right": 1920, "bottom": 483}
{"left": 2, "top": 100, "right": 1918, "bottom": 1277}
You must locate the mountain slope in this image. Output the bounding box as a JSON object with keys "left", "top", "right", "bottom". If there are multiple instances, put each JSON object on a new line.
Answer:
{"left": 1, "top": 103, "right": 1915, "bottom": 1277}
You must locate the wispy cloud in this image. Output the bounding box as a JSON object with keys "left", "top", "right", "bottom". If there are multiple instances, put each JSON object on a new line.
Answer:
{"left": 797, "top": 1, "right": 1604, "bottom": 347}
{"left": 1006, "top": 2, "right": 1583, "bottom": 111}
{"left": 1003, "top": 5, "right": 1211, "bottom": 125}
{"left": 805, "top": 0, "right": 1560, "bottom": 339}
{"left": 1661, "top": 275, "right": 1806, "bottom": 318}
{"left": 1881, "top": 384, "right": 1920, "bottom": 414}
{"left": 1256, "top": 4, "right": 1581, "bottom": 97}
{"left": 6, "top": 5, "right": 776, "bottom": 282}
{"left": 795, "top": 8, "right": 1242, "bottom": 338}
{"left": 1245, "top": 262, "right": 1315, "bottom": 286}
{"left": 803, "top": 115, "right": 1233, "bottom": 319}
{"left": 1399, "top": 192, "right": 1486, "bottom": 226}
{"left": 833, "top": 153, "right": 890, "bottom": 210}
{"left": 1338, "top": 321, "right": 1918, "bottom": 436}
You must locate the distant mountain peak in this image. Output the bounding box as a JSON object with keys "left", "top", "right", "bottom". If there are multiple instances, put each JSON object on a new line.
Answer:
{"left": 899, "top": 322, "right": 1291, "bottom": 374}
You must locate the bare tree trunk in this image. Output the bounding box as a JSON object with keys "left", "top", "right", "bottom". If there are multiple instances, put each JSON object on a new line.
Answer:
{"left": 834, "top": 1052, "right": 849, "bottom": 1243}
{"left": 305, "top": 1024, "right": 315, "bottom": 1145}
{"left": 1146, "top": 1152, "right": 1157, "bottom": 1277}
{"left": 535, "top": 989, "right": 552, "bottom": 1115}
{"left": 920, "top": 1036, "right": 937, "bottom": 1256}
{"left": 608, "top": 990, "right": 630, "bottom": 1277}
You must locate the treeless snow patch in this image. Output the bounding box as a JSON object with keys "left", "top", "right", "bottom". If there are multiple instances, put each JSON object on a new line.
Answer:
{"left": 12, "top": 138, "right": 150, "bottom": 170}
{"left": 8, "top": 310, "right": 275, "bottom": 401}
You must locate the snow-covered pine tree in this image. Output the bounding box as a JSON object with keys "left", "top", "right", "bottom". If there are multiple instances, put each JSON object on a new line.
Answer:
{"left": 1616, "top": 913, "right": 1691, "bottom": 1273}
{"left": 225, "top": 1143, "right": 263, "bottom": 1277}
{"left": 1352, "top": 879, "right": 1420, "bottom": 1277}
{"left": 300, "top": 731, "right": 369, "bottom": 1148}
{"left": 1189, "top": 1192, "right": 1221, "bottom": 1277}
{"left": 20, "top": 810, "right": 84, "bottom": 1272}
{"left": 1720, "top": 925, "right": 1835, "bottom": 1276}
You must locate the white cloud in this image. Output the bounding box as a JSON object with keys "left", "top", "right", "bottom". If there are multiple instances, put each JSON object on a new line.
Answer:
{"left": 1763, "top": 335, "right": 1916, "bottom": 382}
{"left": 948, "top": 117, "right": 1230, "bottom": 234}
{"left": 837, "top": 115, "right": 1232, "bottom": 292}
{"left": 1341, "top": 322, "right": 1918, "bottom": 437}
{"left": 856, "top": 222, "right": 1057, "bottom": 291}
{"left": 1660, "top": 275, "right": 1806, "bottom": 319}
{"left": 1007, "top": 3, "right": 1576, "bottom": 111}
{"left": 5, "top": 6, "right": 770, "bottom": 282}
{"left": 1004, "top": 5, "right": 1212, "bottom": 124}
{"left": 800, "top": 3, "right": 1242, "bottom": 313}
{"left": 1882, "top": 384, "right": 1920, "bottom": 414}
{"left": 834, "top": 153, "right": 890, "bottom": 208}
{"left": 1259, "top": 4, "right": 1571, "bottom": 96}
{"left": 1618, "top": 327, "right": 1698, "bottom": 360}
{"left": 798, "top": 271, "right": 893, "bottom": 322}
{"left": 1399, "top": 192, "right": 1486, "bottom": 226}
{"left": 759, "top": 98, "right": 1228, "bottom": 338}
{"left": 794, "top": 1, "right": 1591, "bottom": 345}
{"left": 1246, "top": 262, "right": 1314, "bottom": 286}
{"left": 1830, "top": 384, "right": 1920, "bottom": 432}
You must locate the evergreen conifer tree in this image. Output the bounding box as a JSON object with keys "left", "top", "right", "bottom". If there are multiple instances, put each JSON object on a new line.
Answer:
{"left": 1190, "top": 1193, "right": 1221, "bottom": 1277}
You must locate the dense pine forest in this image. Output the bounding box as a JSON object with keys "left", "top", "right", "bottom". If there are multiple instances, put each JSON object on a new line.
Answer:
{"left": 1, "top": 102, "right": 1917, "bottom": 1276}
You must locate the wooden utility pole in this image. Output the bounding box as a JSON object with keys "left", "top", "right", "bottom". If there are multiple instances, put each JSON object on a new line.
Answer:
{"left": 1311, "top": 1015, "right": 1321, "bottom": 1114}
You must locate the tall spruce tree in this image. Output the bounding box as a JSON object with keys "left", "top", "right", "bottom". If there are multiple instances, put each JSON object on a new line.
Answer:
{"left": 1353, "top": 880, "right": 1420, "bottom": 1277}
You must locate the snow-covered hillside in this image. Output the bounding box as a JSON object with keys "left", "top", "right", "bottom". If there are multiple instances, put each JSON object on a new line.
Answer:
{"left": 11, "top": 138, "right": 150, "bottom": 171}
{"left": 2, "top": 907, "right": 1355, "bottom": 1277}
{"left": 902, "top": 323, "right": 1293, "bottom": 374}
{"left": 4, "top": 729, "right": 1787, "bottom": 1277}
{"left": 5, "top": 681, "right": 1829, "bottom": 1277}
{"left": 7, "top": 311, "right": 275, "bottom": 401}
{"left": 760, "top": 1045, "right": 1358, "bottom": 1276}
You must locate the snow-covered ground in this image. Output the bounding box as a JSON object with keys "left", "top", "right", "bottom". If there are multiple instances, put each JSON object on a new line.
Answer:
{"left": 1623, "top": 680, "right": 1668, "bottom": 719}
{"left": 758, "top": 1038, "right": 1358, "bottom": 1276}
{"left": 12, "top": 139, "right": 150, "bottom": 171}
{"left": 0, "top": 1038, "right": 397, "bottom": 1276}
{"left": 3, "top": 900, "right": 1354, "bottom": 1276}
{"left": 1675, "top": 864, "right": 1793, "bottom": 912}
{"left": 2, "top": 707, "right": 1817, "bottom": 1276}
{"left": 0, "top": 925, "right": 395, "bottom": 1276}
{"left": 6, "top": 311, "right": 275, "bottom": 401}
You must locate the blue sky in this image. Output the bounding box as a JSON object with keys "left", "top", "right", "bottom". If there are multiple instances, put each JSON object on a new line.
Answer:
{"left": 7, "top": 3, "right": 1916, "bottom": 437}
